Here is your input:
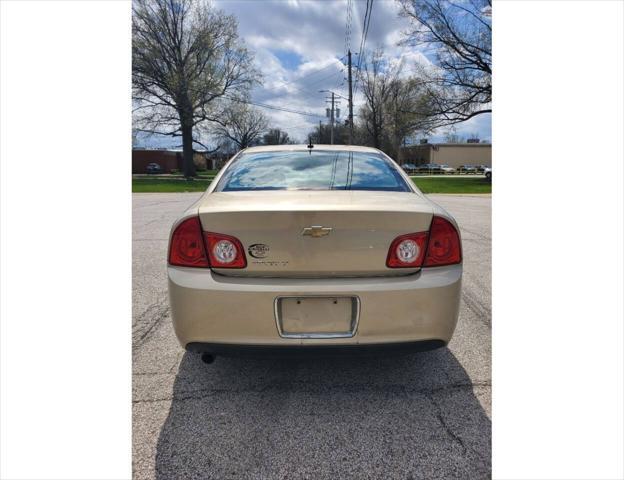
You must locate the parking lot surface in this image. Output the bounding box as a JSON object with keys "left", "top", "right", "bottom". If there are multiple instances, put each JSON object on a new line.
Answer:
{"left": 133, "top": 193, "right": 491, "bottom": 480}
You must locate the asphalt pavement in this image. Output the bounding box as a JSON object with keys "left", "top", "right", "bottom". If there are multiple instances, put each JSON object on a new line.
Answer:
{"left": 132, "top": 193, "right": 492, "bottom": 480}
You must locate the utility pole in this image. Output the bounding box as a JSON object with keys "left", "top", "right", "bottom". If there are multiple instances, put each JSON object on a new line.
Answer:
{"left": 330, "top": 92, "right": 335, "bottom": 144}
{"left": 320, "top": 89, "right": 341, "bottom": 145}
{"left": 318, "top": 120, "right": 322, "bottom": 143}
{"left": 347, "top": 50, "right": 354, "bottom": 144}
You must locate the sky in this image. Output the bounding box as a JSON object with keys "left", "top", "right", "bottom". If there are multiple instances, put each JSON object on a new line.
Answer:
{"left": 137, "top": 0, "right": 491, "bottom": 148}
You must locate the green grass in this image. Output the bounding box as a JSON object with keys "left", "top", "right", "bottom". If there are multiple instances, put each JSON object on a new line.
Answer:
{"left": 410, "top": 176, "right": 491, "bottom": 194}
{"left": 133, "top": 176, "right": 491, "bottom": 193}
{"left": 132, "top": 178, "right": 212, "bottom": 192}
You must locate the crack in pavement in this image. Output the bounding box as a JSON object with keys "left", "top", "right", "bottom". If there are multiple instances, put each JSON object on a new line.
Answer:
{"left": 459, "top": 227, "right": 491, "bottom": 243}
{"left": 421, "top": 390, "right": 492, "bottom": 471}
{"left": 132, "top": 298, "right": 170, "bottom": 350}
{"left": 132, "top": 381, "right": 491, "bottom": 405}
{"left": 422, "top": 390, "right": 468, "bottom": 456}
{"left": 461, "top": 289, "right": 491, "bottom": 327}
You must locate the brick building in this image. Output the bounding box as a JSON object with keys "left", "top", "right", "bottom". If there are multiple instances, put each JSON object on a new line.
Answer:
{"left": 132, "top": 149, "right": 212, "bottom": 173}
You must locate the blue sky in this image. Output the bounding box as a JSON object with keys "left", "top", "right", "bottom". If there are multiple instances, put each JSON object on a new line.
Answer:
{"left": 137, "top": 0, "right": 491, "bottom": 148}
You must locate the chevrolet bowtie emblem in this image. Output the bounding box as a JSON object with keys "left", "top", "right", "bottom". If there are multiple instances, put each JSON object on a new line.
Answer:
{"left": 302, "top": 226, "right": 333, "bottom": 238}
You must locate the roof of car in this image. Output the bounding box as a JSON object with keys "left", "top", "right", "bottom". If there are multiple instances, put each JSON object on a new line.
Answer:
{"left": 242, "top": 144, "right": 383, "bottom": 154}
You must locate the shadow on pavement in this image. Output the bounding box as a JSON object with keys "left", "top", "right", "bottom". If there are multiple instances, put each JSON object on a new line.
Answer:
{"left": 155, "top": 348, "right": 490, "bottom": 479}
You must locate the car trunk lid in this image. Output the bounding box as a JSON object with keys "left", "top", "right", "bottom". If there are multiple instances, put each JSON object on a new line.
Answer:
{"left": 197, "top": 190, "right": 433, "bottom": 278}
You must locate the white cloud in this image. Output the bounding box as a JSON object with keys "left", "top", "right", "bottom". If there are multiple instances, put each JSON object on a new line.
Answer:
{"left": 138, "top": 0, "right": 491, "bottom": 147}
{"left": 211, "top": 0, "right": 426, "bottom": 141}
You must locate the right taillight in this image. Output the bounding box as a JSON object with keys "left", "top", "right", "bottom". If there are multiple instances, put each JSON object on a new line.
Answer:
{"left": 423, "top": 216, "right": 462, "bottom": 267}
{"left": 168, "top": 216, "right": 210, "bottom": 268}
{"left": 386, "top": 232, "right": 429, "bottom": 268}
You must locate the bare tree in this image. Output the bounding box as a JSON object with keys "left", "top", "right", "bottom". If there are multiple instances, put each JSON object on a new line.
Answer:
{"left": 309, "top": 122, "right": 350, "bottom": 145}
{"left": 384, "top": 76, "right": 436, "bottom": 157}
{"left": 210, "top": 102, "right": 268, "bottom": 150}
{"left": 132, "top": 0, "right": 259, "bottom": 176}
{"left": 357, "top": 50, "right": 398, "bottom": 149}
{"left": 262, "top": 128, "right": 292, "bottom": 145}
{"left": 443, "top": 126, "right": 463, "bottom": 143}
{"left": 398, "top": 0, "right": 491, "bottom": 127}
{"left": 132, "top": 128, "right": 140, "bottom": 148}
{"left": 357, "top": 50, "right": 434, "bottom": 156}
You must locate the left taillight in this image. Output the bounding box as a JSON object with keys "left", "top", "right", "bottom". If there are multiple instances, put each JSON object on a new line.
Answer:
{"left": 168, "top": 216, "right": 210, "bottom": 268}
{"left": 203, "top": 232, "right": 247, "bottom": 268}
{"left": 168, "top": 217, "right": 247, "bottom": 269}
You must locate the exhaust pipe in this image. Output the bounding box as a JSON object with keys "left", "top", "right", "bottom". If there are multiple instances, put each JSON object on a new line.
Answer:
{"left": 201, "top": 353, "right": 215, "bottom": 364}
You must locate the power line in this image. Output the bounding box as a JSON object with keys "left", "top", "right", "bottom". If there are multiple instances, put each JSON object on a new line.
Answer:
{"left": 224, "top": 95, "right": 324, "bottom": 119}
{"left": 268, "top": 69, "right": 345, "bottom": 103}
{"left": 213, "top": 63, "right": 346, "bottom": 120}
{"left": 304, "top": 69, "right": 344, "bottom": 89}
{"left": 344, "top": 0, "right": 353, "bottom": 56}
{"left": 267, "top": 64, "right": 348, "bottom": 100}
{"left": 268, "top": 79, "right": 328, "bottom": 101}
{"left": 357, "top": 0, "right": 371, "bottom": 65}
{"left": 243, "top": 100, "right": 324, "bottom": 118}
{"left": 353, "top": 0, "right": 374, "bottom": 99}
{"left": 271, "top": 56, "right": 346, "bottom": 88}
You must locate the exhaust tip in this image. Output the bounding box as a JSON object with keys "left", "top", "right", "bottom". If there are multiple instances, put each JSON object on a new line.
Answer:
{"left": 201, "top": 353, "right": 216, "bottom": 364}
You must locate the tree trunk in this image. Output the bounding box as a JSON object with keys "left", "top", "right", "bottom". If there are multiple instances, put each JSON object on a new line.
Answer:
{"left": 181, "top": 117, "right": 196, "bottom": 178}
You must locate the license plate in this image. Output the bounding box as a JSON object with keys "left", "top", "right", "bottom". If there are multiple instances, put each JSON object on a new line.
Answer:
{"left": 275, "top": 296, "right": 359, "bottom": 339}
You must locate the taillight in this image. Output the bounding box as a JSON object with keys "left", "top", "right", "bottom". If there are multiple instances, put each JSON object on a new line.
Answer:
{"left": 423, "top": 216, "right": 462, "bottom": 267}
{"left": 168, "top": 217, "right": 247, "bottom": 269}
{"left": 386, "top": 216, "right": 462, "bottom": 268}
{"left": 203, "top": 232, "right": 247, "bottom": 268}
{"left": 168, "top": 216, "right": 209, "bottom": 268}
{"left": 386, "top": 232, "right": 429, "bottom": 268}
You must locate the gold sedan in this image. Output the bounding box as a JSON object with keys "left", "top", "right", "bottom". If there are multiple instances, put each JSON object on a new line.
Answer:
{"left": 168, "top": 145, "right": 462, "bottom": 363}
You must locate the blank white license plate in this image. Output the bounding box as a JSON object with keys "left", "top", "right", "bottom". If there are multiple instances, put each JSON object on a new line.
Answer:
{"left": 275, "top": 296, "right": 358, "bottom": 338}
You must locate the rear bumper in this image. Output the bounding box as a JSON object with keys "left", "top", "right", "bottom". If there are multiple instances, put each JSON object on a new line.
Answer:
{"left": 186, "top": 340, "right": 446, "bottom": 358}
{"left": 168, "top": 265, "right": 462, "bottom": 348}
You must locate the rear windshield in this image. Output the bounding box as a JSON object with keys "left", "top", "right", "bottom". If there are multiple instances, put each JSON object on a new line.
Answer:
{"left": 215, "top": 150, "right": 411, "bottom": 192}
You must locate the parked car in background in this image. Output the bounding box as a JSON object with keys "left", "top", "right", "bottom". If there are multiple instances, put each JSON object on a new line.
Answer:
{"left": 146, "top": 163, "right": 163, "bottom": 174}
{"left": 417, "top": 163, "right": 444, "bottom": 174}
{"left": 484, "top": 167, "right": 491, "bottom": 180}
{"left": 476, "top": 165, "right": 490, "bottom": 173}
{"left": 168, "top": 145, "right": 463, "bottom": 363}
{"left": 402, "top": 163, "right": 417, "bottom": 174}
{"left": 440, "top": 164, "right": 456, "bottom": 175}
{"left": 458, "top": 165, "right": 477, "bottom": 174}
